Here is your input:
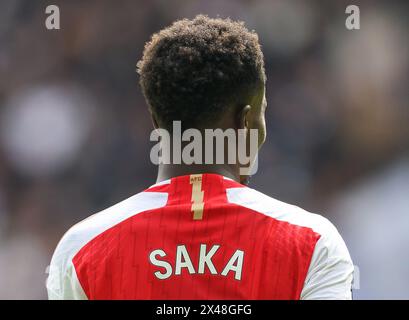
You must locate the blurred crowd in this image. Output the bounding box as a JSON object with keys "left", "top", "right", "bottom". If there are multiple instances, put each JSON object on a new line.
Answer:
{"left": 0, "top": 0, "right": 408, "bottom": 299}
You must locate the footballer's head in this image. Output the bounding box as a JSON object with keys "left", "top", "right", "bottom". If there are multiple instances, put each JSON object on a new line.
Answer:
{"left": 137, "top": 15, "right": 267, "bottom": 148}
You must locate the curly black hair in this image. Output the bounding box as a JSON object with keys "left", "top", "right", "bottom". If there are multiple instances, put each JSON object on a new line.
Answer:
{"left": 137, "top": 15, "right": 265, "bottom": 129}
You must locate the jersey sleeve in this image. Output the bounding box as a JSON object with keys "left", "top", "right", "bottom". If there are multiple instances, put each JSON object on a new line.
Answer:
{"left": 46, "top": 230, "right": 88, "bottom": 300}
{"left": 300, "top": 218, "right": 354, "bottom": 300}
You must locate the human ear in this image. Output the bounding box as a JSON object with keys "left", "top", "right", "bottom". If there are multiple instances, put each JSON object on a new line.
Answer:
{"left": 237, "top": 105, "right": 251, "bottom": 130}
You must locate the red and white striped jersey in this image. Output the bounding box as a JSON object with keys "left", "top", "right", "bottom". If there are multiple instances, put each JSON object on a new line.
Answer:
{"left": 47, "top": 173, "right": 353, "bottom": 300}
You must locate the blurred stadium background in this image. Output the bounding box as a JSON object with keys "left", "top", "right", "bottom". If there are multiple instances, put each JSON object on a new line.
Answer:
{"left": 0, "top": 0, "right": 408, "bottom": 299}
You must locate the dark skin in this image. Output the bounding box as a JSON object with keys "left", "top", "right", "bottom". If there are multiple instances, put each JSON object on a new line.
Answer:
{"left": 152, "top": 84, "right": 267, "bottom": 185}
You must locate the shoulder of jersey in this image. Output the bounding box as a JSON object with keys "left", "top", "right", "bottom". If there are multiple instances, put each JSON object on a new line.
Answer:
{"left": 226, "top": 185, "right": 340, "bottom": 239}
{"left": 51, "top": 189, "right": 168, "bottom": 269}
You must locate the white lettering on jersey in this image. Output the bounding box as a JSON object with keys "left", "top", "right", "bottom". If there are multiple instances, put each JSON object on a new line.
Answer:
{"left": 175, "top": 245, "right": 196, "bottom": 275}
{"left": 149, "top": 249, "right": 173, "bottom": 280}
{"left": 198, "top": 244, "right": 220, "bottom": 274}
{"left": 221, "top": 250, "right": 244, "bottom": 280}
{"left": 149, "top": 244, "right": 244, "bottom": 281}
